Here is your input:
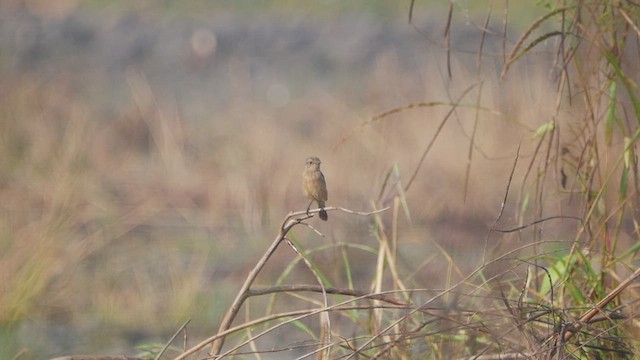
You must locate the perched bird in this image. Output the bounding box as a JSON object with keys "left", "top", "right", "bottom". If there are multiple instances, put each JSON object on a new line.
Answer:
{"left": 303, "top": 156, "right": 328, "bottom": 221}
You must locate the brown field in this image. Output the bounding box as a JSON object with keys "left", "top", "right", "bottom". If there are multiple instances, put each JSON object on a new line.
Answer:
{"left": 1, "top": 1, "right": 639, "bottom": 359}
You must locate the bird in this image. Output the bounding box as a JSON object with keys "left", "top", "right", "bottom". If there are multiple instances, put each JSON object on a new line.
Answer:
{"left": 302, "top": 156, "right": 328, "bottom": 221}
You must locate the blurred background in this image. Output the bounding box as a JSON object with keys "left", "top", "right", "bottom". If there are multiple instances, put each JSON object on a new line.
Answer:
{"left": 0, "top": 1, "right": 580, "bottom": 358}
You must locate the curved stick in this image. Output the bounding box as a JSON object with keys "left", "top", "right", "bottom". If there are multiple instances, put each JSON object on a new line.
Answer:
{"left": 204, "top": 206, "right": 388, "bottom": 358}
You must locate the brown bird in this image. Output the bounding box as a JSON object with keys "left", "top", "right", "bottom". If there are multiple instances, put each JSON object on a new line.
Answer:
{"left": 303, "top": 156, "right": 328, "bottom": 221}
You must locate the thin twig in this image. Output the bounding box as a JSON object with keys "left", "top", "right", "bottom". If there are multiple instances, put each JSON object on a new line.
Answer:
{"left": 333, "top": 101, "right": 501, "bottom": 151}
{"left": 291, "top": 206, "right": 389, "bottom": 219}
{"left": 284, "top": 238, "right": 332, "bottom": 358}
{"left": 343, "top": 239, "right": 570, "bottom": 360}
{"left": 298, "top": 221, "right": 324, "bottom": 237}
{"left": 477, "top": 4, "right": 492, "bottom": 73}
{"left": 408, "top": 0, "right": 415, "bottom": 24}
{"left": 493, "top": 215, "right": 583, "bottom": 233}
{"left": 246, "top": 285, "right": 409, "bottom": 306}
{"left": 405, "top": 84, "right": 479, "bottom": 193}
{"left": 561, "top": 266, "right": 640, "bottom": 342}
{"left": 154, "top": 319, "right": 191, "bottom": 360}
{"left": 483, "top": 143, "right": 521, "bottom": 263}
{"left": 618, "top": 8, "right": 640, "bottom": 38}
{"left": 444, "top": 2, "right": 453, "bottom": 78}
{"left": 464, "top": 81, "right": 484, "bottom": 202}
{"left": 205, "top": 206, "right": 389, "bottom": 358}
{"left": 213, "top": 298, "right": 419, "bottom": 360}
{"left": 501, "top": 0, "right": 508, "bottom": 65}
{"left": 207, "top": 215, "right": 306, "bottom": 356}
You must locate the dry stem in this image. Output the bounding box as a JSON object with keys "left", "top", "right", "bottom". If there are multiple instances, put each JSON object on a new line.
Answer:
{"left": 174, "top": 206, "right": 390, "bottom": 359}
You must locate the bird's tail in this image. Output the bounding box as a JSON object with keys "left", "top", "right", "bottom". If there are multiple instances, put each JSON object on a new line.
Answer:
{"left": 318, "top": 201, "right": 328, "bottom": 221}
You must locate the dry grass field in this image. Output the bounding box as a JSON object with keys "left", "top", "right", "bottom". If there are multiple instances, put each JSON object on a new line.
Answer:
{"left": 1, "top": 1, "right": 639, "bottom": 359}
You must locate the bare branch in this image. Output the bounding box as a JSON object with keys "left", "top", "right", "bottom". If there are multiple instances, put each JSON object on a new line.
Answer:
{"left": 493, "top": 215, "right": 583, "bottom": 233}
{"left": 197, "top": 206, "right": 390, "bottom": 358}
{"left": 154, "top": 319, "right": 191, "bottom": 360}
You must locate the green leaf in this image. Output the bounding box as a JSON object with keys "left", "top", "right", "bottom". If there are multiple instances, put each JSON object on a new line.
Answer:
{"left": 623, "top": 136, "right": 632, "bottom": 169}
{"left": 603, "top": 49, "right": 640, "bottom": 124}
{"left": 539, "top": 259, "right": 564, "bottom": 296}
{"left": 620, "top": 166, "right": 629, "bottom": 200}
{"left": 292, "top": 318, "right": 316, "bottom": 337}
{"left": 620, "top": 137, "right": 631, "bottom": 200}
{"left": 533, "top": 120, "right": 555, "bottom": 139}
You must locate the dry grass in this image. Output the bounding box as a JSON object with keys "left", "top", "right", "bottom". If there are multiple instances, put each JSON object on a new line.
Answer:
{"left": 1, "top": 1, "right": 640, "bottom": 359}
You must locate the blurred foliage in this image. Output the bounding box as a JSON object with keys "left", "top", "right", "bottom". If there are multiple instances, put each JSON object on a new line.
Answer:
{"left": 0, "top": 0, "right": 639, "bottom": 359}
